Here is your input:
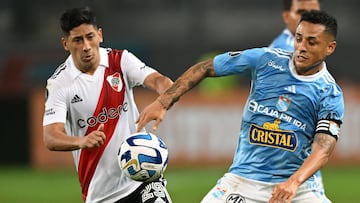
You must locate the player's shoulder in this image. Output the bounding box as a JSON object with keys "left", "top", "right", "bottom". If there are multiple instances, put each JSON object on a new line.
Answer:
{"left": 103, "top": 47, "right": 130, "bottom": 56}
{"left": 321, "top": 70, "right": 343, "bottom": 96}
{"left": 104, "top": 47, "right": 137, "bottom": 64}
{"left": 46, "top": 57, "right": 75, "bottom": 88}
{"left": 265, "top": 48, "right": 292, "bottom": 59}
{"left": 48, "top": 63, "right": 68, "bottom": 82}
{"left": 247, "top": 47, "right": 292, "bottom": 68}
{"left": 242, "top": 47, "right": 292, "bottom": 58}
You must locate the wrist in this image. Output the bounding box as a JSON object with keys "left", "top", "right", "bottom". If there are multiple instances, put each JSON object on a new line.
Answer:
{"left": 156, "top": 97, "right": 170, "bottom": 110}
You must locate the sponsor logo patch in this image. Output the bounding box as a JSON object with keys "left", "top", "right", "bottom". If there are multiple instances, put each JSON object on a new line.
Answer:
{"left": 226, "top": 193, "right": 246, "bottom": 203}
{"left": 249, "top": 119, "right": 297, "bottom": 151}
{"left": 71, "top": 94, "right": 83, "bottom": 104}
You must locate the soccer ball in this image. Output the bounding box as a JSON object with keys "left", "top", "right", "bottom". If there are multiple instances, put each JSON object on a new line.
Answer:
{"left": 118, "top": 132, "right": 168, "bottom": 182}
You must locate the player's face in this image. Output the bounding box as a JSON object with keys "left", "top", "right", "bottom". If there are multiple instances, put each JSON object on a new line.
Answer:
{"left": 283, "top": 0, "right": 320, "bottom": 35}
{"left": 293, "top": 21, "right": 336, "bottom": 75}
{"left": 62, "top": 24, "right": 103, "bottom": 74}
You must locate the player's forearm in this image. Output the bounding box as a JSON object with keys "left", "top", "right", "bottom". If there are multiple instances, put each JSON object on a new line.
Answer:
{"left": 288, "top": 151, "right": 328, "bottom": 186}
{"left": 43, "top": 127, "right": 81, "bottom": 151}
{"left": 154, "top": 76, "right": 173, "bottom": 95}
{"left": 143, "top": 72, "right": 173, "bottom": 95}
{"left": 289, "top": 133, "right": 336, "bottom": 185}
{"left": 157, "top": 58, "right": 215, "bottom": 109}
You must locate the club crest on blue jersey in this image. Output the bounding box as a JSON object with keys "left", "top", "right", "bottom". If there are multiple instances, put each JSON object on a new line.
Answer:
{"left": 106, "top": 72, "right": 123, "bottom": 92}
{"left": 276, "top": 95, "right": 291, "bottom": 112}
{"left": 249, "top": 119, "right": 297, "bottom": 152}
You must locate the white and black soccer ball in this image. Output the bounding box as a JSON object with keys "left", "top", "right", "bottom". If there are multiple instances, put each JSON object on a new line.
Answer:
{"left": 118, "top": 132, "right": 168, "bottom": 182}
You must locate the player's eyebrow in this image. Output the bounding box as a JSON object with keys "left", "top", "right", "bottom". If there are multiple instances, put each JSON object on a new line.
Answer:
{"left": 296, "top": 9, "right": 319, "bottom": 15}
{"left": 85, "top": 32, "right": 95, "bottom": 37}
{"left": 70, "top": 31, "right": 95, "bottom": 40}
{"left": 296, "top": 9, "right": 307, "bottom": 15}
{"left": 307, "top": 36, "right": 317, "bottom": 40}
{"left": 296, "top": 32, "right": 318, "bottom": 40}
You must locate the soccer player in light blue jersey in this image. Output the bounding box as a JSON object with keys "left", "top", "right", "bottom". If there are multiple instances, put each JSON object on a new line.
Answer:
{"left": 136, "top": 10, "right": 343, "bottom": 203}
{"left": 269, "top": 0, "right": 321, "bottom": 51}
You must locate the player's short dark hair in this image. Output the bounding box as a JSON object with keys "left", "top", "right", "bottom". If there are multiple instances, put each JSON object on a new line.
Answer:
{"left": 283, "top": 0, "right": 322, "bottom": 11}
{"left": 300, "top": 10, "right": 337, "bottom": 39}
{"left": 60, "top": 7, "right": 97, "bottom": 36}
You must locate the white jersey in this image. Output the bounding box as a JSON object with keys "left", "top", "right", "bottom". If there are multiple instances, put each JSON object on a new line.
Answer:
{"left": 43, "top": 47, "right": 156, "bottom": 202}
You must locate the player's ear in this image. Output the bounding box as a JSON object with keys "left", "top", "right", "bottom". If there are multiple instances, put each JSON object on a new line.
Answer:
{"left": 282, "top": 11, "right": 290, "bottom": 24}
{"left": 326, "top": 40, "right": 336, "bottom": 56}
{"left": 61, "top": 37, "right": 69, "bottom": 51}
{"left": 98, "top": 28, "right": 103, "bottom": 43}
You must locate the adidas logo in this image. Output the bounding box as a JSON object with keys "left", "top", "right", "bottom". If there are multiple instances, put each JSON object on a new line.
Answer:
{"left": 71, "top": 94, "right": 83, "bottom": 103}
{"left": 284, "top": 85, "right": 296, "bottom": 94}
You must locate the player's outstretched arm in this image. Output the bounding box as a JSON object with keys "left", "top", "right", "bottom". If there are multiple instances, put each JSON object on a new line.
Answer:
{"left": 269, "top": 132, "right": 337, "bottom": 203}
{"left": 43, "top": 123, "right": 106, "bottom": 151}
{"left": 136, "top": 58, "right": 216, "bottom": 132}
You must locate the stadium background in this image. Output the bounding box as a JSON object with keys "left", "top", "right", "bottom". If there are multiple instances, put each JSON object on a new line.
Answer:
{"left": 0, "top": 0, "right": 359, "bottom": 202}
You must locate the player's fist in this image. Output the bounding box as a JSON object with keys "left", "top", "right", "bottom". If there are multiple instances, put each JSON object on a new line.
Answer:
{"left": 80, "top": 124, "right": 106, "bottom": 149}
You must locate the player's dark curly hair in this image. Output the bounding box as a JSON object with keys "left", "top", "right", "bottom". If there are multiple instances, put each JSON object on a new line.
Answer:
{"left": 283, "top": 0, "right": 322, "bottom": 11}
{"left": 300, "top": 10, "right": 337, "bottom": 39}
{"left": 60, "top": 7, "right": 97, "bottom": 36}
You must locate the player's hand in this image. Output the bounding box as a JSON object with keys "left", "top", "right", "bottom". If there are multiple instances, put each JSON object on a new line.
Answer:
{"left": 269, "top": 180, "right": 299, "bottom": 203}
{"left": 136, "top": 100, "right": 167, "bottom": 132}
{"left": 80, "top": 124, "right": 106, "bottom": 149}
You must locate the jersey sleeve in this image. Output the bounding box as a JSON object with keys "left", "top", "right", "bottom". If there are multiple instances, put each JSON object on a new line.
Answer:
{"left": 43, "top": 79, "right": 68, "bottom": 126}
{"left": 120, "top": 49, "right": 156, "bottom": 88}
{"left": 213, "top": 48, "right": 266, "bottom": 77}
{"left": 318, "top": 84, "right": 344, "bottom": 124}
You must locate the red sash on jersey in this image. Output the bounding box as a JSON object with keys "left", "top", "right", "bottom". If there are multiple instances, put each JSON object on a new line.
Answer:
{"left": 78, "top": 49, "right": 125, "bottom": 201}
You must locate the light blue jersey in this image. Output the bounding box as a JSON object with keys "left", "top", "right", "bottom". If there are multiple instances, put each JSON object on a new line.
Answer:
{"left": 213, "top": 48, "right": 344, "bottom": 184}
{"left": 269, "top": 29, "right": 294, "bottom": 51}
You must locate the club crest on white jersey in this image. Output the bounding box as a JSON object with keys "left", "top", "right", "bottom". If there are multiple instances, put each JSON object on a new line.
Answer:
{"left": 106, "top": 72, "right": 123, "bottom": 92}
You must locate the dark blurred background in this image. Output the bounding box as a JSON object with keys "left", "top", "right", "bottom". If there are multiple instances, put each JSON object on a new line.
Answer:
{"left": 0, "top": 0, "right": 359, "bottom": 165}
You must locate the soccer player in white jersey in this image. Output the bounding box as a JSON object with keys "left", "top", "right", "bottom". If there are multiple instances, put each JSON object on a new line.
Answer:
{"left": 136, "top": 10, "right": 343, "bottom": 203}
{"left": 43, "top": 7, "right": 173, "bottom": 203}
{"left": 269, "top": 0, "right": 321, "bottom": 51}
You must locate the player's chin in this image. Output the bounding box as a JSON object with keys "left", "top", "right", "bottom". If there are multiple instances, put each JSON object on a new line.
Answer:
{"left": 82, "top": 58, "right": 94, "bottom": 65}
{"left": 81, "top": 60, "right": 95, "bottom": 70}
{"left": 294, "top": 61, "right": 309, "bottom": 71}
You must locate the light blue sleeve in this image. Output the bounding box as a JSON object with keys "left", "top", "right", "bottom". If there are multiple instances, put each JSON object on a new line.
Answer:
{"left": 318, "top": 84, "right": 344, "bottom": 123}
{"left": 213, "top": 48, "right": 267, "bottom": 77}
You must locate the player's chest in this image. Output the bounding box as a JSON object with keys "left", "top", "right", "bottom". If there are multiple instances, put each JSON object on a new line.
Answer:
{"left": 254, "top": 72, "right": 320, "bottom": 111}
{"left": 66, "top": 76, "right": 104, "bottom": 114}
{"left": 68, "top": 76, "right": 129, "bottom": 113}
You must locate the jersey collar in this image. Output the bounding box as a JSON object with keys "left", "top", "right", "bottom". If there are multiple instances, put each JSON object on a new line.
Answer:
{"left": 289, "top": 57, "right": 327, "bottom": 81}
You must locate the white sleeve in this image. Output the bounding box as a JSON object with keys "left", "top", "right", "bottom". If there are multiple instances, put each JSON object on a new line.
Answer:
{"left": 121, "top": 49, "right": 156, "bottom": 88}
{"left": 43, "top": 79, "right": 67, "bottom": 126}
